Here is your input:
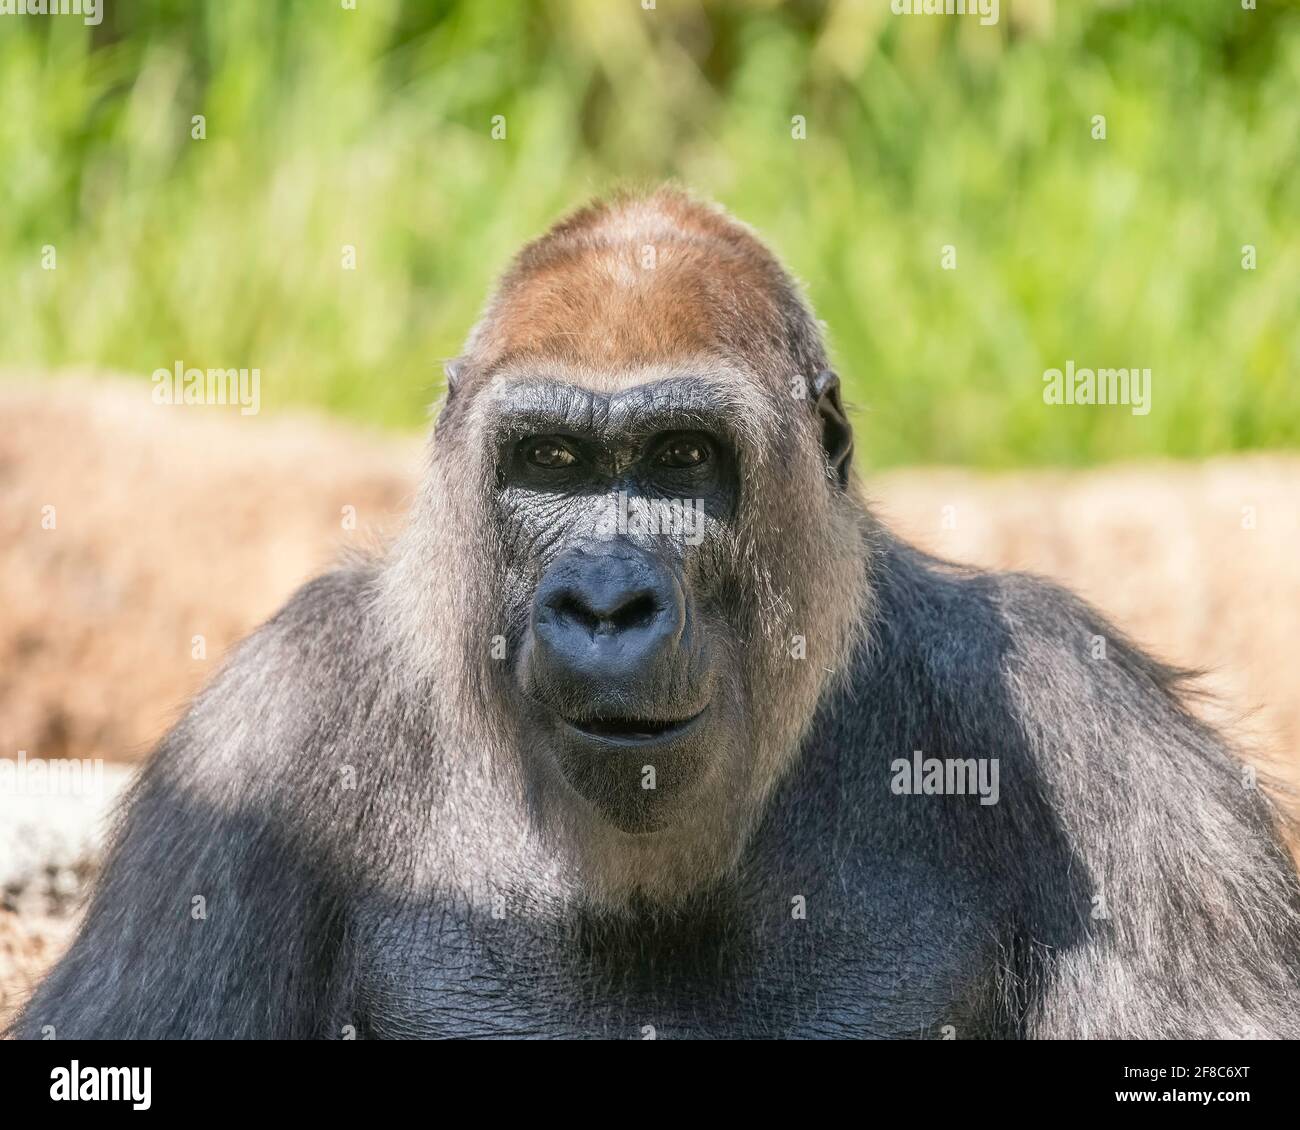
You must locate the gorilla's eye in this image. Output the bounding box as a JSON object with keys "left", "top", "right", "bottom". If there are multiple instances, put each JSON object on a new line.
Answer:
{"left": 524, "top": 438, "right": 579, "bottom": 469}
{"left": 654, "top": 434, "right": 711, "bottom": 469}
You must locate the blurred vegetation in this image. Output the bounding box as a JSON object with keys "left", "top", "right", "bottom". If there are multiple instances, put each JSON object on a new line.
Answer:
{"left": 2, "top": 0, "right": 1297, "bottom": 468}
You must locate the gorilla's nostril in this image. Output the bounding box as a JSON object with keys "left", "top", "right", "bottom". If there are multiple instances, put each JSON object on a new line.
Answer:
{"left": 551, "top": 592, "right": 601, "bottom": 633}
{"left": 612, "top": 593, "right": 658, "bottom": 631}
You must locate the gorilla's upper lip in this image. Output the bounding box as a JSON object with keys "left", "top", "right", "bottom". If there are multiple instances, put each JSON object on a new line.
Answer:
{"left": 561, "top": 708, "right": 707, "bottom": 746}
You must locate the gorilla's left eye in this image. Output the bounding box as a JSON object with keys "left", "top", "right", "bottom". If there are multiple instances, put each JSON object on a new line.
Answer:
{"left": 654, "top": 434, "right": 711, "bottom": 469}
{"left": 524, "top": 438, "right": 579, "bottom": 469}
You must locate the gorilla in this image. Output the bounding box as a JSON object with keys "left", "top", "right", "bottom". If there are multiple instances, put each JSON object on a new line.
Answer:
{"left": 14, "top": 188, "right": 1300, "bottom": 1039}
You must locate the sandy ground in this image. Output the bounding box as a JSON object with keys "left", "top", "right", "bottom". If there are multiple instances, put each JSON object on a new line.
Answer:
{"left": 2, "top": 374, "right": 1297, "bottom": 1023}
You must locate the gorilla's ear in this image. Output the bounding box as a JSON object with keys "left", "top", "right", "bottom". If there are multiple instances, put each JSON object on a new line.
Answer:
{"left": 443, "top": 358, "right": 464, "bottom": 401}
{"left": 812, "top": 369, "right": 853, "bottom": 488}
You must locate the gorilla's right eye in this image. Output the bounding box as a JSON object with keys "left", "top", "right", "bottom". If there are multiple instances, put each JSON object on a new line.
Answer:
{"left": 523, "top": 438, "right": 579, "bottom": 469}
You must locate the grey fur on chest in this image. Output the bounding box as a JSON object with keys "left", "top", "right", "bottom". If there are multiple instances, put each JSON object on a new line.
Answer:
{"left": 348, "top": 866, "right": 999, "bottom": 1039}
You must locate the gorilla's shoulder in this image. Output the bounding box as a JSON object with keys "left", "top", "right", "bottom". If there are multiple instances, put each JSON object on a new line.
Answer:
{"left": 200, "top": 564, "right": 385, "bottom": 709}
{"left": 869, "top": 536, "right": 1196, "bottom": 709}
{"left": 133, "top": 564, "right": 391, "bottom": 801}
{"left": 263, "top": 564, "right": 380, "bottom": 637}
{"left": 866, "top": 540, "right": 1013, "bottom": 687}
{"left": 985, "top": 562, "right": 1197, "bottom": 703}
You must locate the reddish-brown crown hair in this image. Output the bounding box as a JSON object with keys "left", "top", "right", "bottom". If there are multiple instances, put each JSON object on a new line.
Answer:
{"left": 461, "top": 187, "right": 830, "bottom": 386}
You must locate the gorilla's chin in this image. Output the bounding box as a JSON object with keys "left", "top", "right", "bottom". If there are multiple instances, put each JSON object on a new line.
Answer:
{"left": 547, "top": 708, "right": 716, "bottom": 834}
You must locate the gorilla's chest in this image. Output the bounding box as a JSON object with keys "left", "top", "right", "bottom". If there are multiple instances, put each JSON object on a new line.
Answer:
{"left": 351, "top": 870, "right": 996, "bottom": 1039}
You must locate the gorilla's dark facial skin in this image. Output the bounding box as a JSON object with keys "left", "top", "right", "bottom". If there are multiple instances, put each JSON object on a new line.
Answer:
{"left": 501, "top": 380, "right": 741, "bottom": 831}
{"left": 12, "top": 189, "right": 1300, "bottom": 1040}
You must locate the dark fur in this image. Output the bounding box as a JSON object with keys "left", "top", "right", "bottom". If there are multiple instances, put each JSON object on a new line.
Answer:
{"left": 12, "top": 190, "right": 1300, "bottom": 1038}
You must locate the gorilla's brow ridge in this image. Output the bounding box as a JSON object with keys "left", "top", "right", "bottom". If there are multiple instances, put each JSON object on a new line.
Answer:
{"left": 485, "top": 376, "right": 776, "bottom": 451}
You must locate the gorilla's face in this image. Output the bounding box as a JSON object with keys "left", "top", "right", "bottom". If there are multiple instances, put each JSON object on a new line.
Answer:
{"left": 497, "top": 375, "right": 745, "bottom": 833}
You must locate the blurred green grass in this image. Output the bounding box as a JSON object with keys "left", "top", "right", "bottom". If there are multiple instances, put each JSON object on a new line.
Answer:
{"left": 2, "top": 0, "right": 1297, "bottom": 468}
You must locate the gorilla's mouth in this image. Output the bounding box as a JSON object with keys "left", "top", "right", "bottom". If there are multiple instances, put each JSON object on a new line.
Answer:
{"left": 562, "top": 708, "right": 707, "bottom": 745}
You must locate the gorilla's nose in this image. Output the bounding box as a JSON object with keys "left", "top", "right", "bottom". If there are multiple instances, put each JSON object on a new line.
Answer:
{"left": 532, "top": 547, "right": 686, "bottom": 685}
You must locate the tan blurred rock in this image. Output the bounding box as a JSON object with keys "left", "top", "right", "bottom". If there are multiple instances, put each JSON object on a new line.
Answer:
{"left": 0, "top": 374, "right": 419, "bottom": 765}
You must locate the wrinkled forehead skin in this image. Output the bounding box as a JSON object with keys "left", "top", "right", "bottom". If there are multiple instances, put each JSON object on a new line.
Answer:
{"left": 455, "top": 188, "right": 830, "bottom": 396}
{"left": 476, "top": 359, "right": 783, "bottom": 468}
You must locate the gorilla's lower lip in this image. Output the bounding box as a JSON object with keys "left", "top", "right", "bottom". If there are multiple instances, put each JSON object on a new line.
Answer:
{"left": 562, "top": 708, "right": 707, "bottom": 745}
